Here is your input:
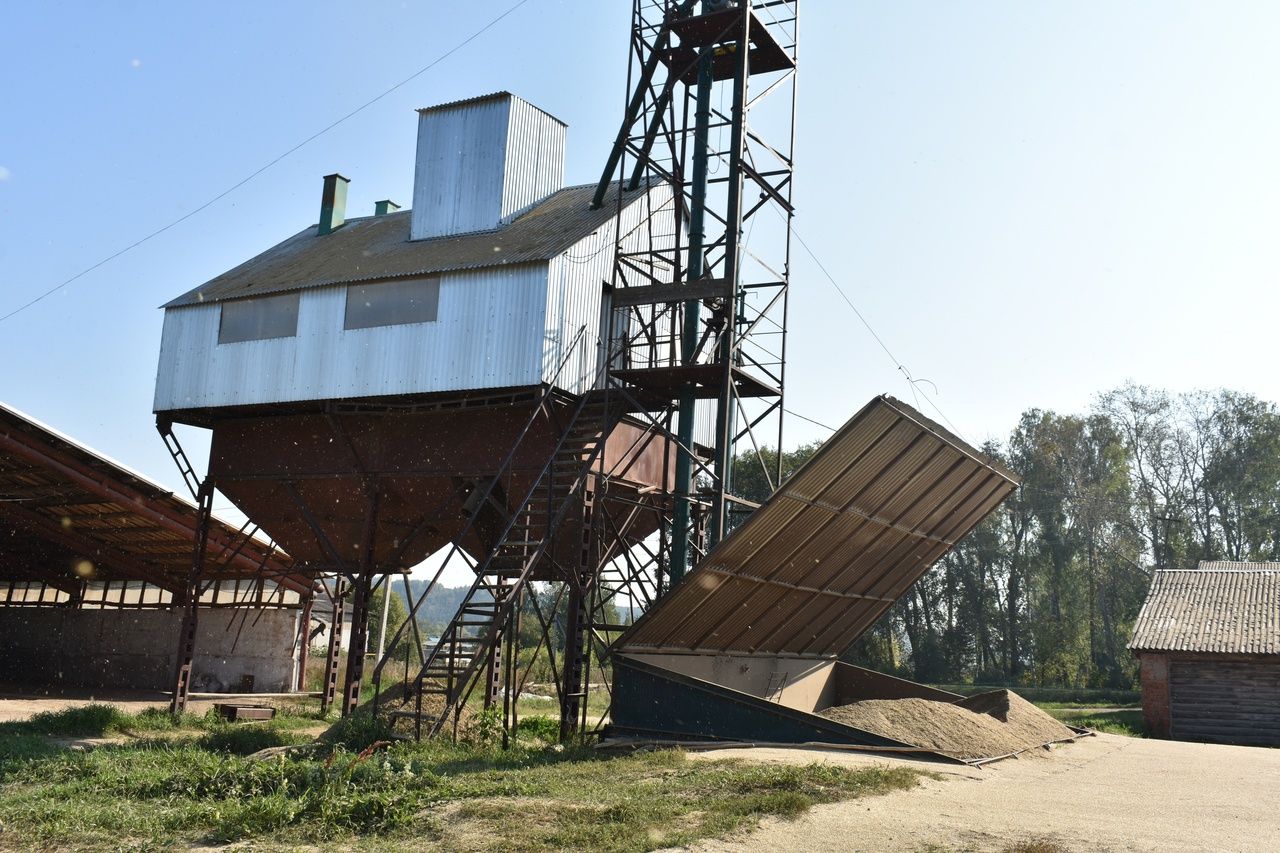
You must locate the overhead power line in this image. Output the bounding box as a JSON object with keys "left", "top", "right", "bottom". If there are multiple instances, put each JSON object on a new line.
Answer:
{"left": 789, "top": 226, "right": 975, "bottom": 445}
{"left": 0, "top": 0, "right": 536, "bottom": 327}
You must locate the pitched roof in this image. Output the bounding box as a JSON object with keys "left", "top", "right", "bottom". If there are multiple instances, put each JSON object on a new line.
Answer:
{"left": 1129, "top": 562, "right": 1280, "bottom": 655}
{"left": 163, "top": 181, "right": 644, "bottom": 308}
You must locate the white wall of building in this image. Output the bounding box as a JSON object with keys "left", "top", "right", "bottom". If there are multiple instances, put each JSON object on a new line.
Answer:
{"left": 154, "top": 264, "right": 549, "bottom": 411}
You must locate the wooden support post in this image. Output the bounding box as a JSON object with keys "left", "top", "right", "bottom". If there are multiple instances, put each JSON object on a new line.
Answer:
{"left": 170, "top": 481, "right": 214, "bottom": 715}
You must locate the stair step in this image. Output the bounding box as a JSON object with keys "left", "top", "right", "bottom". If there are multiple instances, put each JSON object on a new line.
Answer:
{"left": 386, "top": 710, "right": 423, "bottom": 719}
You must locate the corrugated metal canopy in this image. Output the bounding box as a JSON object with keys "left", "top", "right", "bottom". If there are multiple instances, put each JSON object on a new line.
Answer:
{"left": 164, "top": 181, "right": 647, "bottom": 308}
{"left": 0, "top": 402, "right": 308, "bottom": 595}
{"left": 620, "top": 396, "right": 1020, "bottom": 658}
{"left": 1129, "top": 563, "right": 1280, "bottom": 655}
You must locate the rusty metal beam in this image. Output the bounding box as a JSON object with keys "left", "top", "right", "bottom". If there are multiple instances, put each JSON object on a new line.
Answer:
{"left": 0, "top": 499, "right": 184, "bottom": 594}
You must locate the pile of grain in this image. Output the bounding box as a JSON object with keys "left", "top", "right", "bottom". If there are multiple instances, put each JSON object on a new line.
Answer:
{"left": 818, "top": 689, "right": 1075, "bottom": 761}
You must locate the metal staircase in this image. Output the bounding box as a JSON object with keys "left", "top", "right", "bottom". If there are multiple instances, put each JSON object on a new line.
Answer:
{"left": 388, "top": 393, "right": 617, "bottom": 739}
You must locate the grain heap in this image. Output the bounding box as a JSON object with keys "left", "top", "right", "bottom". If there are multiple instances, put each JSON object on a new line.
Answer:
{"left": 819, "top": 689, "right": 1076, "bottom": 761}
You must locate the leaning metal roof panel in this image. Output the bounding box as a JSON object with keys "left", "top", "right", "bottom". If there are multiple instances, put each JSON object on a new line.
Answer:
{"left": 163, "top": 181, "right": 644, "bottom": 308}
{"left": 1128, "top": 563, "right": 1280, "bottom": 655}
{"left": 619, "top": 396, "right": 1020, "bottom": 659}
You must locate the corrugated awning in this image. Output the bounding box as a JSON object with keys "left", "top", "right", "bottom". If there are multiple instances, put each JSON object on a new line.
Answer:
{"left": 619, "top": 395, "right": 1019, "bottom": 658}
{"left": 0, "top": 402, "right": 309, "bottom": 596}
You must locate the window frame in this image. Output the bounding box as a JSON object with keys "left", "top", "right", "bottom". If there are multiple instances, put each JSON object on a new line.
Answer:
{"left": 343, "top": 276, "right": 441, "bottom": 332}
{"left": 216, "top": 291, "right": 301, "bottom": 345}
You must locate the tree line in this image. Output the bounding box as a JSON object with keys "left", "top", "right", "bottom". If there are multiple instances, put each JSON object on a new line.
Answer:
{"left": 741, "top": 385, "right": 1280, "bottom": 689}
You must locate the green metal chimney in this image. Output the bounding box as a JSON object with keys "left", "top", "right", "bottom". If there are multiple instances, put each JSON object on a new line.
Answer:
{"left": 318, "top": 173, "right": 350, "bottom": 235}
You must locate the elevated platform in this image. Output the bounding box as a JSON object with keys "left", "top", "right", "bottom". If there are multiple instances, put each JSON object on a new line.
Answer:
{"left": 662, "top": 7, "right": 796, "bottom": 84}
{"left": 610, "top": 364, "right": 780, "bottom": 403}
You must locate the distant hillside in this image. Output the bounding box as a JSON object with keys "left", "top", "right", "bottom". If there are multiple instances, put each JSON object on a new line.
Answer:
{"left": 400, "top": 580, "right": 472, "bottom": 633}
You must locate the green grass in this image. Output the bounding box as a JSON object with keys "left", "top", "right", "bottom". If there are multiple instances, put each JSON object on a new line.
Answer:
{"left": 933, "top": 683, "right": 1141, "bottom": 706}
{"left": 1047, "top": 708, "right": 1147, "bottom": 737}
{"left": 0, "top": 706, "right": 920, "bottom": 851}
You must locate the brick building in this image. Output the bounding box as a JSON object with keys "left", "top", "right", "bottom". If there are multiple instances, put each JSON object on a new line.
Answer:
{"left": 1129, "top": 562, "right": 1280, "bottom": 746}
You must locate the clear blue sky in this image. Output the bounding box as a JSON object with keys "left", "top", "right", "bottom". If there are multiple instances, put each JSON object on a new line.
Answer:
{"left": 3, "top": 0, "right": 1279, "bottom": 506}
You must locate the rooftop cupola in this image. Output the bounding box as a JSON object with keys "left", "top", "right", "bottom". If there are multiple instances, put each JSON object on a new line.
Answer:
{"left": 410, "top": 92, "right": 566, "bottom": 241}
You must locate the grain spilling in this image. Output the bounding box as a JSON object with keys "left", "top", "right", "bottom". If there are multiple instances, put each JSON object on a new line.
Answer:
{"left": 819, "top": 689, "right": 1077, "bottom": 761}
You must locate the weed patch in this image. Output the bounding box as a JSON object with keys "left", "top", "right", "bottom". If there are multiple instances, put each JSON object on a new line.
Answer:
{"left": 0, "top": 717, "right": 919, "bottom": 851}
{"left": 1048, "top": 708, "right": 1147, "bottom": 737}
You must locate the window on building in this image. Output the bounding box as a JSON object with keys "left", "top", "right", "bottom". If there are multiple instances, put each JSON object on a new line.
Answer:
{"left": 344, "top": 277, "right": 440, "bottom": 330}
{"left": 217, "top": 292, "right": 300, "bottom": 344}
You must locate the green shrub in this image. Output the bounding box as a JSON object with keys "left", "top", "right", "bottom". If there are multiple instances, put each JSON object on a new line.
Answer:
{"left": 25, "top": 704, "right": 130, "bottom": 737}
{"left": 199, "top": 726, "right": 311, "bottom": 755}
{"left": 515, "top": 714, "right": 561, "bottom": 744}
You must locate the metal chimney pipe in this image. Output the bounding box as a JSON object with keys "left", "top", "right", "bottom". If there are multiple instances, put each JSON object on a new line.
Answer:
{"left": 374, "top": 199, "right": 400, "bottom": 216}
{"left": 318, "top": 173, "right": 350, "bottom": 236}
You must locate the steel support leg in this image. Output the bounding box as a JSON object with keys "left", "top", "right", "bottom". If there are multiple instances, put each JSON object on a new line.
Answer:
{"left": 340, "top": 489, "right": 380, "bottom": 716}
{"left": 170, "top": 481, "right": 214, "bottom": 714}
{"left": 560, "top": 484, "right": 597, "bottom": 741}
{"left": 296, "top": 593, "right": 314, "bottom": 692}
{"left": 320, "top": 582, "right": 345, "bottom": 716}
{"left": 342, "top": 572, "right": 373, "bottom": 716}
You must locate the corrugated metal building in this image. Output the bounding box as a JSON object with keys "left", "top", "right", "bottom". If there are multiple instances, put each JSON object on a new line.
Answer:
{"left": 1129, "top": 562, "right": 1280, "bottom": 745}
{"left": 154, "top": 91, "right": 677, "bottom": 414}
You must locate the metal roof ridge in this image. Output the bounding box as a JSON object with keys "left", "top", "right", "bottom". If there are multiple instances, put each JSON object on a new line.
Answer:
{"left": 415, "top": 91, "right": 569, "bottom": 127}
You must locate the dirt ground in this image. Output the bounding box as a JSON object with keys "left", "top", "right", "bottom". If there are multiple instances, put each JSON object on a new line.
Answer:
{"left": 0, "top": 683, "right": 252, "bottom": 722}
{"left": 679, "top": 733, "right": 1280, "bottom": 853}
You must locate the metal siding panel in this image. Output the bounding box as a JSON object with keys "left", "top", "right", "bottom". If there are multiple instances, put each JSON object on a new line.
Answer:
{"left": 411, "top": 97, "right": 511, "bottom": 240}
{"left": 543, "top": 183, "right": 674, "bottom": 395}
{"left": 501, "top": 97, "right": 567, "bottom": 223}
{"left": 155, "top": 266, "right": 547, "bottom": 410}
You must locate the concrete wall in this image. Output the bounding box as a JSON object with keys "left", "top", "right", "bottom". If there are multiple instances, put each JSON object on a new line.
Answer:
{"left": 1138, "top": 652, "right": 1172, "bottom": 738}
{"left": 0, "top": 607, "right": 300, "bottom": 692}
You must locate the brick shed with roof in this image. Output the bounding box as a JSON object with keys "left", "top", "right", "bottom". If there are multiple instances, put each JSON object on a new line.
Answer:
{"left": 1129, "top": 562, "right": 1280, "bottom": 745}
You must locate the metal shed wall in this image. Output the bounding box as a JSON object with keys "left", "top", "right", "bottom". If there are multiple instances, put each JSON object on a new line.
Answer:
{"left": 411, "top": 96, "right": 510, "bottom": 240}
{"left": 411, "top": 93, "right": 566, "bottom": 241}
{"left": 153, "top": 264, "right": 548, "bottom": 411}
{"left": 502, "top": 96, "right": 567, "bottom": 225}
{"left": 544, "top": 183, "right": 682, "bottom": 398}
